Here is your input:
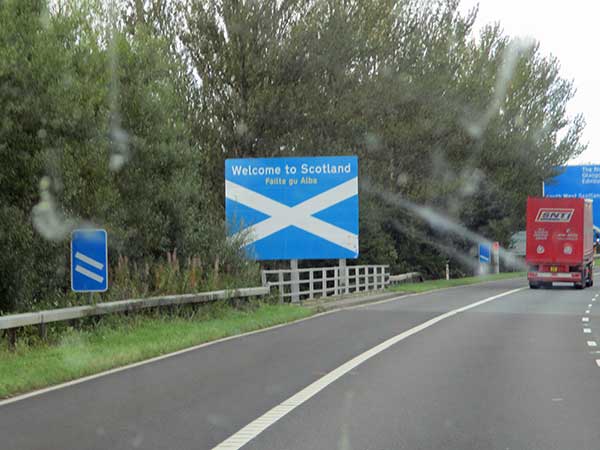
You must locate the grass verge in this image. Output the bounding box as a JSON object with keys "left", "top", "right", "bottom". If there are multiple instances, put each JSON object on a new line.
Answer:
{"left": 0, "top": 302, "right": 314, "bottom": 399}
{"left": 388, "top": 272, "right": 526, "bottom": 294}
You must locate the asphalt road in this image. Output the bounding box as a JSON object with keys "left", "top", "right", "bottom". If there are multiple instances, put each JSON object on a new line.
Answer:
{"left": 3, "top": 277, "right": 600, "bottom": 450}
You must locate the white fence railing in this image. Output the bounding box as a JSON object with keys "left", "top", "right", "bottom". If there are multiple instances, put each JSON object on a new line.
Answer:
{"left": 261, "top": 264, "right": 390, "bottom": 302}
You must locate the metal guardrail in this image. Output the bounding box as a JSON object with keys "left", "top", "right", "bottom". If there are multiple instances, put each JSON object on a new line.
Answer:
{"left": 388, "top": 272, "right": 422, "bottom": 285}
{"left": 261, "top": 265, "right": 390, "bottom": 302}
{"left": 0, "top": 286, "right": 269, "bottom": 348}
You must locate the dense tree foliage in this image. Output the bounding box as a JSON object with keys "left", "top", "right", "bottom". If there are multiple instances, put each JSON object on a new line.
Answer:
{"left": 0, "top": 0, "right": 585, "bottom": 311}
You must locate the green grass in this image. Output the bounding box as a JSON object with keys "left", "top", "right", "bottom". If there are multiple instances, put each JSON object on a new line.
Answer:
{"left": 0, "top": 302, "right": 314, "bottom": 399}
{"left": 388, "top": 272, "right": 527, "bottom": 294}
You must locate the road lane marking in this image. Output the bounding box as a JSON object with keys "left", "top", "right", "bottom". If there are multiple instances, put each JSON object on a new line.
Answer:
{"left": 583, "top": 317, "right": 590, "bottom": 322}
{"left": 596, "top": 360, "right": 600, "bottom": 368}
{"left": 586, "top": 310, "right": 591, "bottom": 314}
{"left": 588, "top": 341, "right": 597, "bottom": 347}
{"left": 584, "top": 328, "right": 592, "bottom": 333}
{"left": 211, "top": 287, "right": 525, "bottom": 450}
{"left": 588, "top": 304, "right": 592, "bottom": 307}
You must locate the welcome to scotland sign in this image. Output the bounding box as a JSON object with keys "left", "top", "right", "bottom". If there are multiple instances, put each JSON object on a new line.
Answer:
{"left": 225, "top": 156, "right": 359, "bottom": 260}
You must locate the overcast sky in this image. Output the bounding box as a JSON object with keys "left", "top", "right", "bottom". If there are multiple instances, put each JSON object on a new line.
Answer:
{"left": 458, "top": 0, "right": 600, "bottom": 164}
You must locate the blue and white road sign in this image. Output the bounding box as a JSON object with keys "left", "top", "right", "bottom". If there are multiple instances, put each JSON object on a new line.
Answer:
{"left": 544, "top": 165, "right": 600, "bottom": 233}
{"left": 71, "top": 229, "right": 108, "bottom": 292}
{"left": 225, "top": 156, "right": 359, "bottom": 260}
{"left": 479, "top": 243, "right": 491, "bottom": 264}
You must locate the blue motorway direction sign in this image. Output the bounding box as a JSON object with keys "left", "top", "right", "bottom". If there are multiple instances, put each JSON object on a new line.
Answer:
{"left": 544, "top": 165, "right": 600, "bottom": 233}
{"left": 71, "top": 229, "right": 108, "bottom": 292}
{"left": 479, "top": 243, "right": 491, "bottom": 264}
{"left": 225, "top": 156, "right": 359, "bottom": 260}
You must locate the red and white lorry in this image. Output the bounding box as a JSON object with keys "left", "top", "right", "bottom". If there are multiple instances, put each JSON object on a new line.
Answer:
{"left": 526, "top": 197, "right": 594, "bottom": 289}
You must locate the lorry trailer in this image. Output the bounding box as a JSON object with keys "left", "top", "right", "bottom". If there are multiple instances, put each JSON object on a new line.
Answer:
{"left": 526, "top": 197, "right": 594, "bottom": 289}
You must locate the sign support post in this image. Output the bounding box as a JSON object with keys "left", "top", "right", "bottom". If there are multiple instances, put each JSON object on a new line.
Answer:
{"left": 339, "top": 258, "right": 347, "bottom": 295}
{"left": 492, "top": 242, "right": 500, "bottom": 274}
{"left": 290, "top": 259, "right": 300, "bottom": 303}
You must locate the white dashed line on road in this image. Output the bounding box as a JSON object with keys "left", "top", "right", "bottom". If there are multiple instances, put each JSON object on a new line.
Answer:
{"left": 582, "top": 317, "right": 590, "bottom": 322}
{"left": 587, "top": 341, "right": 597, "bottom": 347}
{"left": 596, "top": 360, "right": 600, "bottom": 368}
{"left": 588, "top": 304, "right": 592, "bottom": 308}
{"left": 584, "top": 328, "right": 592, "bottom": 333}
{"left": 586, "top": 310, "right": 591, "bottom": 314}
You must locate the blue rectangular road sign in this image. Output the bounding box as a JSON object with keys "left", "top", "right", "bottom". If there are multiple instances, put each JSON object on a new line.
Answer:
{"left": 225, "top": 156, "right": 359, "bottom": 260}
{"left": 479, "top": 243, "right": 491, "bottom": 264}
{"left": 544, "top": 165, "right": 600, "bottom": 233}
{"left": 71, "top": 229, "right": 108, "bottom": 292}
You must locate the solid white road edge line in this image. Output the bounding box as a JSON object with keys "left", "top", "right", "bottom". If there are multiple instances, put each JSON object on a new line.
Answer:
{"left": 211, "top": 287, "right": 525, "bottom": 450}
{"left": 0, "top": 279, "right": 527, "bottom": 408}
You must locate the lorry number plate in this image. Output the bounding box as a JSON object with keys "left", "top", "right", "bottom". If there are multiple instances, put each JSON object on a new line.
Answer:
{"left": 550, "top": 266, "right": 558, "bottom": 272}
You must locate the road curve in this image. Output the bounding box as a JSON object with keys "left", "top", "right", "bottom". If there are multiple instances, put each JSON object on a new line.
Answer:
{"left": 3, "top": 278, "right": 600, "bottom": 450}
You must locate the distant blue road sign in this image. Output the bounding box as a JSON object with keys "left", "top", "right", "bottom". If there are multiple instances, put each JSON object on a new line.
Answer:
{"left": 544, "top": 165, "right": 600, "bottom": 233}
{"left": 479, "top": 243, "right": 491, "bottom": 264}
{"left": 225, "top": 156, "right": 359, "bottom": 260}
{"left": 71, "top": 229, "right": 108, "bottom": 292}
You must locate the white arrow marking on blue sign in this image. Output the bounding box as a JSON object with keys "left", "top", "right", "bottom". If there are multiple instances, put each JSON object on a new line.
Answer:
{"left": 75, "top": 251, "right": 104, "bottom": 270}
{"left": 226, "top": 177, "right": 358, "bottom": 252}
{"left": 75, "top": 265, "right": 104, "bottom": 283}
